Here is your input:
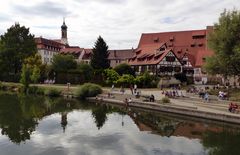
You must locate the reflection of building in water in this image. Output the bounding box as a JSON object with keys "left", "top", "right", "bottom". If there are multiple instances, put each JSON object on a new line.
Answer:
{"left": 128, "top": 110, "right": 223, "bottom": 139}
{"left": 61, "top": 112, "right": 68, "bottom": 133}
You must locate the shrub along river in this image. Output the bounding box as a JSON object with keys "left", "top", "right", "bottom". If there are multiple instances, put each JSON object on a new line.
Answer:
{"left": 0, "top": 93, "right": 240, "bottom": 155}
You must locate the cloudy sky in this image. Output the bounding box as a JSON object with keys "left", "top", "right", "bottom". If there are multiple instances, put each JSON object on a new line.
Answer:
{"left": 0, "top": 0, "right": 239, "bottom": 49}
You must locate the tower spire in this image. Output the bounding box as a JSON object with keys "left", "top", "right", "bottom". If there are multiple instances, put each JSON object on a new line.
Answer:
{"left": 61, "top": 17, "right": 68, "bottom": 45}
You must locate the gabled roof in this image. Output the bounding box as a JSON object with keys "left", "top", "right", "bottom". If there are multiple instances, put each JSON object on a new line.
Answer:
{"left": 129, "top": 49, "right": 174, "bottom": 65}
{"left": 60, "top": 46, "right": 83, "bottom": 55}
{"left": 82, "top": 48, "right": 92, "bottom": 60}
{"left": 138, "top": 29, "right": 208, "bottom": 59}
{"left": 182, "top": 52, "right": 196, "bottom": 67}
{"left": 34, "top": 37, "right": 64, "bottom": 51}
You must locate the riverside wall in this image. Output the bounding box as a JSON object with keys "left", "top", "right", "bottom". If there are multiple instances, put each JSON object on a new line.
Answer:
{"left": 87, "top": 97, "right": 240, "bottom": 124}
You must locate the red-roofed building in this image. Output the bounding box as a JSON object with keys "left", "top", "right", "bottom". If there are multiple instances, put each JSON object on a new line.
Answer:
{"left": 108, "top": 49, "right": 135, "bottom": 67}
{"left": 35, "top": 37, "right": 65, "bottom": 64}
{"left": 129, "top": 26, "right": 215, "bottom": 83}
{"left": 60, "top": 46, "right": 84, "bottom": 63}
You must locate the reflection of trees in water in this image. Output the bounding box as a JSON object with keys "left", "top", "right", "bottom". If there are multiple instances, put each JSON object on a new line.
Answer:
{"left": 91, "top": 104, "right": 127, "bottom": 130}
{"left": 0, "top": 94, "right": 38, "bottom": 144}
{"left": 0, "top": 94, "right": 83, "bottom": 144}
{"left": 202, "top": 129, "right": 240, "bottom": 155}
{"left": 92, "top": 105, "right": 108, "bottom": 130}
{"left": 129, "top": 110, "right": 181, "bottom": 137}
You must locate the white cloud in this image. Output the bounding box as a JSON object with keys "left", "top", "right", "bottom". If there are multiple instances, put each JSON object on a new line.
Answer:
{"left": 0, "top": 0, "right": 239, "bottom": 49}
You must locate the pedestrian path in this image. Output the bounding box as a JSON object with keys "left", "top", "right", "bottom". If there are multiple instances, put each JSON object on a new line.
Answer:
{"left": 104, "top": 88, "right": 240, "bottom": 117}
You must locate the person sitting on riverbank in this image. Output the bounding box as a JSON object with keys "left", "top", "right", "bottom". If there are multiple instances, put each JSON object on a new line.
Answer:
{"left": 124, "top": 98, "right": 129, "bottom": 107}
{"left": 150, "top": 94, "right": 155, "bottom": 102}
{"left": 204, "top": 92, "right": 209, "bottom": 102}
{"left": 229, "top": 102, "right": 239, "bottom": 113}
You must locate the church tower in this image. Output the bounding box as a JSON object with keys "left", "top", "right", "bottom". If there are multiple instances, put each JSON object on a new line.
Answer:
{"left": 61, "top": 18, "right": 68, "bottom": 45}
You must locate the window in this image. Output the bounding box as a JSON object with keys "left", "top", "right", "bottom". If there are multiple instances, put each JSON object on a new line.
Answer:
{"left": 166, "top": 56, "right": 175, "bottom": 62}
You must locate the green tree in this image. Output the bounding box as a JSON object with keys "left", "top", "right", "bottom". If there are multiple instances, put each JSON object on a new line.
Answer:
{"left": 135, "top": 71, "right": 156, "bottom": 88}
{"left": 52, "top": 54, "right": 77, "bottom": 72}
{"left": 0, "top": 23, "right": 36, "bottom": 76}
{"left": 76, "top": 63, "right": 93, "bottom": 82}
{"left": 24, "top": 53, "right": 46, "bottom": 83}
{"left": 20, "top": 64, "right": 31, "bottom": 92}
{"left": 116, "top": 74, "right": 135, "bottom": 86}
{"left": 205, "top": 9, "right": 240, "bottom": 76}
{"left": 90, "top": 36, "right": 110, "bottom": 69}
{"left": 30, "top": 66, "right": 40, "bottom": 83}
{"left": 114, "top": 63, "right": 135, "bottom": 76}
{"left": 104, "top": 69, "right": 120, "bottom": 85}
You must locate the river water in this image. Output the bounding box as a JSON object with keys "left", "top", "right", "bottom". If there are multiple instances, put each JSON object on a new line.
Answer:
{"left": 0, "top": 93, "right": 239, "bottom": 155}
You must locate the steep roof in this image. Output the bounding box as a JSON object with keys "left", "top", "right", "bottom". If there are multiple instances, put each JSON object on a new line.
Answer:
{"left": 60, "top": 46, "right": 83, "bottom": 58}
{"left": 129, "top": 49, "right": 174, "bottom": 65}
{"left": 138, "top": 29, "right": 208, "bottom": 58}
{"left": 131, "top": 27, "right": 214, "bottom": 67}
{"left": 35, "top": 37, "right": 64, "bottom": 51}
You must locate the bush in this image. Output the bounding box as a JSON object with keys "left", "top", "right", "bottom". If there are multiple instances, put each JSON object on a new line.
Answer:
{"left": 28, "top": 86, "right": 44, "bottom": 95}
{"left": 75, "top": 83, "right": 102, "bottom": 100}
{"left": 44, "top": 88, "right": 61, "bottom": 97}
{"left": 114, "top": 63, "right": 135, "bottom": 76}
{"left": 161, "top": 97, "right": 170, "bottom": 103}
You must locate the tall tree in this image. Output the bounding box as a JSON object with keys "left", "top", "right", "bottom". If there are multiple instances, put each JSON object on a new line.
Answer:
{"left": 0, "top": 23, "right": 37, "bottom": 75}
{"left": 52, "top": 54, "right": 77, "bottom": 72}
{"left": 90, "top": 36, "right": 110, "bottom": 69}
{"left": 205, "top": 9, "right": 240, "bottom": 76}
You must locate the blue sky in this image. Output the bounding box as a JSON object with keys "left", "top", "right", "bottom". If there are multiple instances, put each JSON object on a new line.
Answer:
{"left": 0, "top": 0, "right": 239, "bottom": 49}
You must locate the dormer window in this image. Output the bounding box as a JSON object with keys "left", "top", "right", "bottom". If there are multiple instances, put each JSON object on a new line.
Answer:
{"left": 154, "top": 37, "right": 159, "bottom": 43}
{"left": 160, "top": 47, "right": 165, "bottom": 51}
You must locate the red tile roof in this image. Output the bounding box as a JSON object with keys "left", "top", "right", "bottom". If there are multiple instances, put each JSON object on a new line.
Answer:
{"left": 108, "top": 49, "right": 134, "bottom": 60}
{"left": 129, "top": 49, "right": 173, "bottom": 65}
{"left": 131, "top": 27, "right": 214, "bottom": 67}
{"left": 35, "top": 37, "right": 65, "bottom": 51}
{"left": 60, "top": 46, "right": 83, "bottom": 55}
{"left": 195, "top": 50, "right": 214, "bottom": 67}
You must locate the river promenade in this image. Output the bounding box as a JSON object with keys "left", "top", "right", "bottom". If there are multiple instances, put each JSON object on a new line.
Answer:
{"left": 89, "top": 88, "right": 240, "bottom": 124}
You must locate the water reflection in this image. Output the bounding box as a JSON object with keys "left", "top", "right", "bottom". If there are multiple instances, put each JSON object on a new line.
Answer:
{"left": 0, "top": 93, "right": 240, "bottom": 155}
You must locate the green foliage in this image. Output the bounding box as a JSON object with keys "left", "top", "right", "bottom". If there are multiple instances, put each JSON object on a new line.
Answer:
{"left": 44, "top": 88, "right": 61, "bottom": 97}
{"left": 24, "top": 53, "right": 46, "bottom": 82}
{"left": 20, "top": 65, "right": 31, "bottom": 92}
{"left": 30, "top": 66, "right": 41, "bottom": 84}
{"left": 0, "top": 23, "right": 36, "bottom": 76}
{"left": 90, "top": 36, "right": 110, "bottom": 69}
{"left": 161, "top": 97, "right": 170, "bottom": 103}
{"left": 114, "top": 63, "right": 135, "bottom": 76}
{"left": 116, "top": 74, "right": 135, "bottom": 86}
{"left": 52, "top": 54, "right": 77, "bottom": 72}
{"left": 27, "top": 86, "right": 44, "bottom": 95}
{"left": 205, "top": 9, "right": 240, "bottom": 76}
{"left": 135, "top": 72, "right": 157, "bottom": 88}
{"left": 75, "top": 83, "right": 102, "bottom": 100}
{"left": 104, "top": 69, "right": 120, "bottom": 85}
{"left": 75, "top": 63, "right": 93, "bottom": 82}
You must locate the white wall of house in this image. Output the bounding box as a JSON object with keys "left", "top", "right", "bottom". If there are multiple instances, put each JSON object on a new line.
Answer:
{"left": 38, "top": 49, "right": 58, "bottom": 64}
